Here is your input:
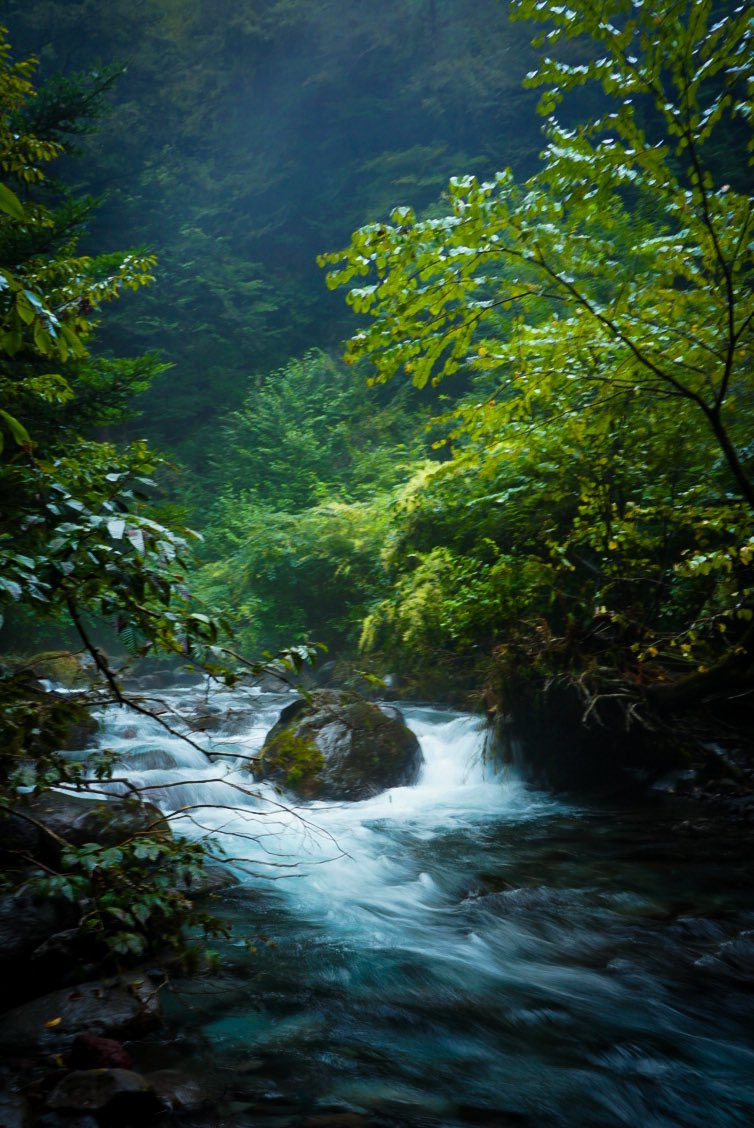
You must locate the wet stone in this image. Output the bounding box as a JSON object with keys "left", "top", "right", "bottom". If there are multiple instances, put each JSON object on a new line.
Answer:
{"left": 300, "top": 1115, "right": 368, "bottom": 1128}
{"left": 144, "top": 1068, "right": 213, "bottom": 1111}
{"left": 0, "top": 1092, "right": 31, "bottom": 1128}
{"left": 0, "top": 886, "right": 78, "bottom": 977}
{"left": 34, "top": 1114, "right": 99, "bottom": 1128}
{"left": 19, "top": 792, "right": 169, "bottom": 859}
{"left": 47, "top": 1068, "right": 156, "bottom": 1111}
{"left": 178, "top": 862, "right": 241, "bottom": 897}
{"left": 0, "top": 978, "right": 161, "bottom": 1053}
{"left": 260, "top": 691, "right": 423, "bottom": 800}
{"left": 117, "top": 747, "right": 179, "bottom": 771}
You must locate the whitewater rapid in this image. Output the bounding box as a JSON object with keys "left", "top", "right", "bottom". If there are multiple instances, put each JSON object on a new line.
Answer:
{"left": 96, "top": 689, "right": 558, "bottom": 938}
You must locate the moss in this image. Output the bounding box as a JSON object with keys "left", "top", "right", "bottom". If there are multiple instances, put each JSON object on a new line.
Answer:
{"left": 25, "top": 652, "right": 88, "bottom": 689}
{"left": 260, "top": 728, "right": 325, "bottom": 794}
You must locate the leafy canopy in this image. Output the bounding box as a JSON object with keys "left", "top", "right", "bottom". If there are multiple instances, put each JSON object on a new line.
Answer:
{"left": 320, "top": 0, "right": 754, "bottom": 509}
{"left": 319, "top": 0, "right": 754, "bottom": 698}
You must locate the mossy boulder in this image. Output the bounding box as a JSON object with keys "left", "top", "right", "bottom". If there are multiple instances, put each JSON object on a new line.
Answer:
{"left": 259, "top": 691, "right": 423, "bottom": 800}
{"left": 57, "top": 700, "right": 99, "bottom": 751}
{"left": 26, "top": 651, "right": 89, "bottom": 689}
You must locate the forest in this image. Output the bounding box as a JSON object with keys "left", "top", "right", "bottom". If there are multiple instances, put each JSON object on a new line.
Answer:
{"left": 1, "top": 1, "right": 753, "bottom": 1126}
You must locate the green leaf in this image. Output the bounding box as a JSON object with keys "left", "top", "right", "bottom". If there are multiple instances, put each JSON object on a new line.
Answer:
{"left": 0, "top": 181, "right": 27, "bottom": 221}
{"left": 0, "top": 409, "right": 31, "bottom": 446}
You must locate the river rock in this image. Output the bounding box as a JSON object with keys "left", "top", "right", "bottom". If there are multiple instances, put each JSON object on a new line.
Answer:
{"left": 144, "top": 1069, "right": 211, "bottom": 1111}
{"left": 34, "top": 1115, "right": 98, "bottom": 1128}
{"left": 70, "top": 1032, "right": 134, "bottom": 1070}
{"left": 494, "top": 679, "right": 687, "bottom": 793}
{"left": 172, "top": 670, "right": 206, "bottom": 687}
{"left": 247, "top": 660, "right": 315, "bottom": 692}
{"left": 26, "top": 651, "right": 89, "bottom": 689}
{"left": 0, "top": 885, "right": 78, "bottom": 977}
{"left": 0, "top": 806, "right": 41, "bottom": 858}
{"left": 0, "top": 977, "right": 161, "bottom": 1053}
{"left": 177, "top": 862, "right": 241, "bottom": 897}
{"left": 0, "top": 1092, "right": 31, "bottom": 1128}
{"left": 58, "top": 705, "right": 99, "bottom": 752}
{"left": 18, "top": 791, "right": 168, "bottom": 863}
{"left": 259, "top": 691, "right": 422, "bottom": 800}
{"left": 117, "top": 746, "right": 180, "bottom": 771}
{"left": 248, "top": 668, "right": 289, "bottom": 692}
{"left": 301, "top": 1116, "right": 368, "bottom": 1128}
{"left": 47, "top": 1069, "right": 156, "bottom": 1112}
{"left": 313, "top": 660, "right": 338, "bottom": 686}
{"left": 143, "top": 670, "right": 178, "bottom": 689}
{"left": 184, "top": 705, "right": 257, "bottom": 735}
{"left": 20, "top": 690, "right": 99, "bottom": 755}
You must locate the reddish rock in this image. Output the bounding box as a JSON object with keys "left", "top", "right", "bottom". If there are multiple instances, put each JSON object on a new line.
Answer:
{"left": 70, "top": 1033, "right": 133, "bottom": 1070}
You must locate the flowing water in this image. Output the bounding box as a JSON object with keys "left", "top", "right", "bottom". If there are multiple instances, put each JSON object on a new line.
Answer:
{"left": 95, "top": 686, "right": 754, "bottom": 1127}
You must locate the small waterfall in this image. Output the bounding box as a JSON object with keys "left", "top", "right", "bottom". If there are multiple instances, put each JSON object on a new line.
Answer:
{"left": 95, "top": 691, "right": 550, "bottom": 915}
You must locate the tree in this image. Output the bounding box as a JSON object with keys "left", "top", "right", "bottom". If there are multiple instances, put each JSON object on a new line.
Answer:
{"left": 0, "top": 26, "right": 224, "bottom": 671}
{"left": 193, "top": 349, "right": 421, "bottom": 653}
{"left": 0, "top": 28, "right": 243, "bottom": 964}
{"left": 210, "top": 349, "right": 418, "bottom": 507}
{"left": 320, "top": 0, "right": 754, "bottom": 708}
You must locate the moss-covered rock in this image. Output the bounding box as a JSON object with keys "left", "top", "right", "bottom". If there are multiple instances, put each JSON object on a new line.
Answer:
{"left": 25, "top": 651, "right": 89, "bottom": 689}
{"left": 259, "top": 691, "right": 423, "bottom": 801}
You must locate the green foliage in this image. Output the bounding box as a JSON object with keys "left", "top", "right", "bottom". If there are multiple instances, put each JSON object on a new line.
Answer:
{"left": 0, "top": 26, "right": 241, "bottom": 970}
{"left": 0, "top": 664, "right": 94, "bottom": 788}
{"left": 0, "top": 435, "right": 227, "bottom": 661}
{"left": 0, "top": 27, "right": 234, "bottom": 671}
{"left": 321, "top": 0, "right": 754, "bottom": 700}
{"left": 321, "top": 1, "right": 753, "bottom": 468}
{"left": 18, "top": 63, "right": 124, "bottom": 150}
{"left": 1, "top": 0, "right": 543, "bottom": 464}
{"left": 193, "top": 349, "right": 423, "bottom": 652}
{"left": 34, "top": 831, "right": 227, "bottom": 965}
{"left": 213, "top": 349, "right": 418, "bottom": 508}
{"left": 197, "top": 494, "right": 395, "bottom": 654}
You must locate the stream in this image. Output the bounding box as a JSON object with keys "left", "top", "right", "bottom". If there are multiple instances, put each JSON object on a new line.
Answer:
{"left": 96, "top": 685, "right": 754, "bottom": 1127}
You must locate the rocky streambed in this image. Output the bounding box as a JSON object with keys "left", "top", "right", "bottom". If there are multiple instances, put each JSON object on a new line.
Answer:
{"left": 3, "top": 682, "right": 754, "bottom": 1128}
{"left": 0, "top": 685, "right": 426, "bottom": 1126}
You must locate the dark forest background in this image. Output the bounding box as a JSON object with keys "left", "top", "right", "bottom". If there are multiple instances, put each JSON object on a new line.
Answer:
{"left": 3, "top": 0, "right": 541, "bottom": 463}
